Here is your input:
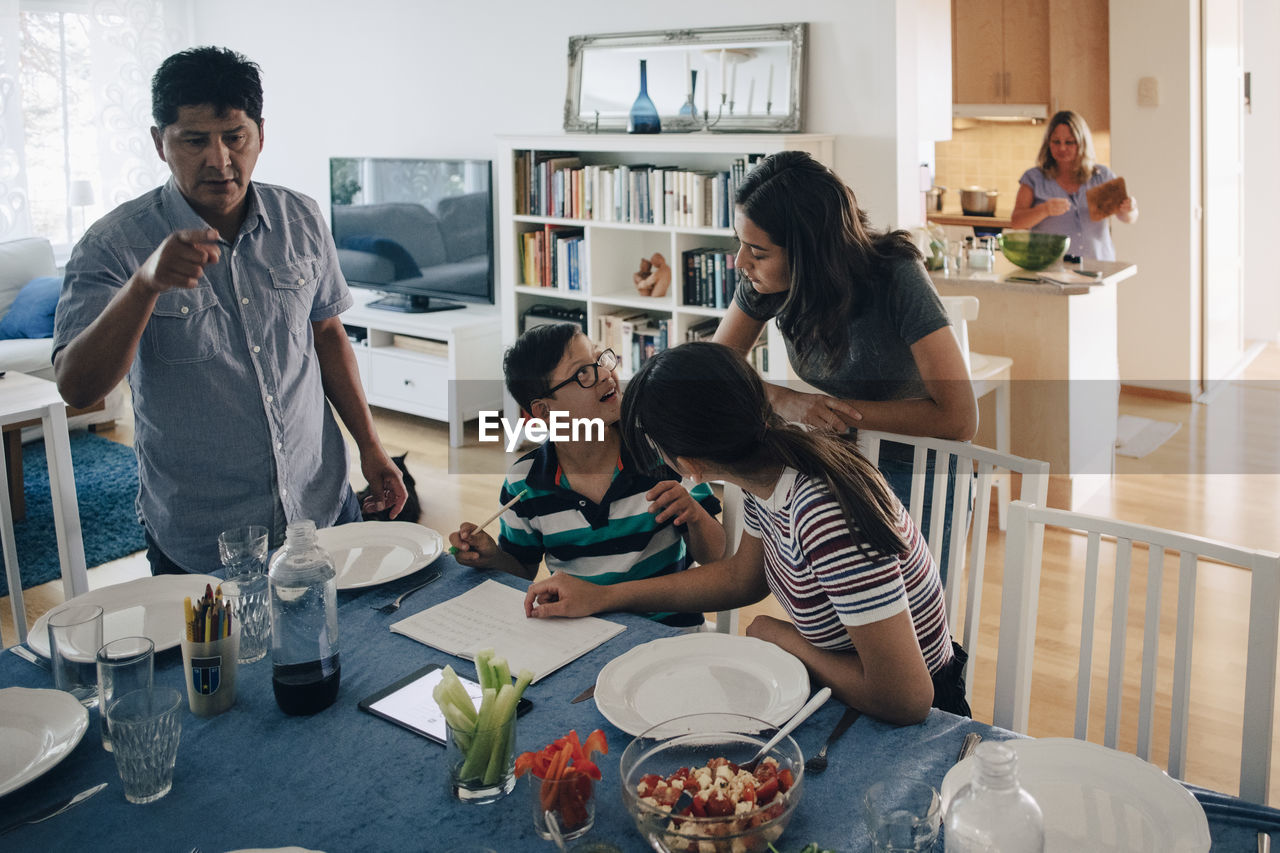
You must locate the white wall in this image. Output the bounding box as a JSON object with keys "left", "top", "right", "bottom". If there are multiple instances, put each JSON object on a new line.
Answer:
{"left": 1243, "top": 0, "right": 1280, "bottom": 344}
{"left": 1110, "top": 0, "right": 1202, "bottom": 393}
{"left": 186, "top": 1, "right": 941, "bottom": 233}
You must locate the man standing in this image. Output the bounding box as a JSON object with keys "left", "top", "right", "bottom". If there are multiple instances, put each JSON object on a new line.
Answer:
{"left": 53, "top": 46, "right": 406, "bottom": 574}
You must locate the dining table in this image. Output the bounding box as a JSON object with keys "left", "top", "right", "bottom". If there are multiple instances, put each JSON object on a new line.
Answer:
{"left": 0, "top": 551, "right": 1270, "bottom": 852}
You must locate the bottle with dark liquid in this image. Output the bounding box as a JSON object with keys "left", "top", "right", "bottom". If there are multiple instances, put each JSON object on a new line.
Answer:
{"left": 268, "top": 520, "right": 340, "bottom": 715}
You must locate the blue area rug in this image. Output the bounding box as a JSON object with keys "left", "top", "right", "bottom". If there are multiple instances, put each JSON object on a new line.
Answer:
{"left": 0, "top": 432, "right": 143, "bottom": 597}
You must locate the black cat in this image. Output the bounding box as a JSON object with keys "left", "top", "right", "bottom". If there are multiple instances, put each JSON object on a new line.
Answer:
{"left": 357, "top": 453, "right": 422, "bottom": 522}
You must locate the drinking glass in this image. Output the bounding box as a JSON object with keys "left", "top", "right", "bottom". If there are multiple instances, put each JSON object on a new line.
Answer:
{"left": 48, "top": 604, "right": 103, "bottom": 707}
{"left": 221, "top": 573, "right": 270, "bottom": 664}
{"left": 446, "top": 714, "right": 517, "bottom": 804}
{"left": 864, "top": 776, "right": 941, "bottom": 852}
{"left": 218, "top": 524, "right": 269, "bottom": 575}
{"left": 530, "top": 764, "right": 596, "bottom": 841}
{"left": 96, "top": 636, "right": 154, "bottom": 751}
{"left": 106, "top": 686, "right": 183, "bottom": 804}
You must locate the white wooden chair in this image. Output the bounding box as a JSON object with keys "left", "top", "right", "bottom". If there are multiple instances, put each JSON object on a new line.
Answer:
{"left": 941, "top": 295, "right": 1015, "bottom": 529}
{"left": 994, "top": 499, "right": 1280, "bottom": 804}
{"left": 714, "top": 482, "right": 746, "bottom": 635}
{"left": 856, "top": 431, "right": 1049, "bottom": 701}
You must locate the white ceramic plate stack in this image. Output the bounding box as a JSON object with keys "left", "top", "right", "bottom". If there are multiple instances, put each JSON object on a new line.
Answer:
{"left": 28, "top": 574, "right": 221, "bottom": 658}
{"left": 315, "top": 521, "right": 444, "bottom": 590}
{"left": 940, "top": 738, "right": 1212, "bottom": 853}
{"left": 593, "top": 633, "right": 811, "bottom": 736}
{"left": 0, "top": 687, "right": 90, "bottom": 796}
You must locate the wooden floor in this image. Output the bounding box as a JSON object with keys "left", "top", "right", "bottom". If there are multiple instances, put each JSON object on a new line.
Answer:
{"left": 4, "top": 344, "right": 1278, "bottom": 801}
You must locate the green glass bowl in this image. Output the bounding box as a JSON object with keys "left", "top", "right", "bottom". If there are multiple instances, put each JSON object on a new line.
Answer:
{"left": 998, "top": 230, "right": 1070, "bottom": 271}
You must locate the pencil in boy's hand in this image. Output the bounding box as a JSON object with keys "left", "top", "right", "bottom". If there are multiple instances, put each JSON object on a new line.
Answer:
{"left": 449, "top": 488, "right": 529, "bottom": 555}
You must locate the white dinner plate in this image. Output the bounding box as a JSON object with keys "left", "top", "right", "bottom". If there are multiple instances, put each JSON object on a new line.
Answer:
{"left": 315, "top": 521, "right": 444, "bottom": 590}
{"left": 0, "top": 687, "right": 90, "bottom": 796}
{"left": 940, "top": 738, "right": 1211, "bottom": 853}
{"left": 28, "top": 574, "right": 221, "bottom": 658}
{"left": 594, "top": 633, "right": 811, "bottom": 736}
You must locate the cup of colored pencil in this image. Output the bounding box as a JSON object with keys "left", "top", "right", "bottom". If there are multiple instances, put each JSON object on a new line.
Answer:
{"left": 179, "top": 583, "right": 239, "bottom": 717}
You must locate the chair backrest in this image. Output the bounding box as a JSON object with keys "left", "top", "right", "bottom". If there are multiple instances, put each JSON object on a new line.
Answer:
{"left": 713, "top": 482, "right": 746, "bottom": 634}
{"left": 995, "top": 499, "right": 1280, "bottom": 804}
{"left": 940, "top": 295, "right": 980, "bottom": 373}
{"left": 856, "top": 430, "right": 1049, "bottom": 702}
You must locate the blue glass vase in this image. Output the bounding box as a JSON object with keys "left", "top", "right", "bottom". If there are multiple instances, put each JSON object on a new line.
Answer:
{"left": 628, "top": 59, "right": 661, "bottom": 134}
{"left": 678, "top": 69, "right": 698, "bottom": 119}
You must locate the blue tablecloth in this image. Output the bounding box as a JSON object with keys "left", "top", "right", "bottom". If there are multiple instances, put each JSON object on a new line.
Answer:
{"left": 0, "top": 555, "right": 1266, "bottom": 851}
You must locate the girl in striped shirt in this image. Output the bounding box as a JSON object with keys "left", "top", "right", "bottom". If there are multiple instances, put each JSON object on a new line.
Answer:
{"left": 525, "top": 341, "right": 970, "bottom": 723}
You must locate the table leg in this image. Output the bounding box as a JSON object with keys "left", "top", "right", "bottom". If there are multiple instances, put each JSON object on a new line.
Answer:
{"left": 0, "top": 457, "right": 27, "bottom": 646}
{"left": 41, "top": 405, "right": 88, "bottom": 599}
{"left": 3, "top": 428, "right": 25, "bottom": 521}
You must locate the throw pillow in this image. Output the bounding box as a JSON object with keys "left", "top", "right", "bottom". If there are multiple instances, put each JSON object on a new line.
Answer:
{"left": 0, "top": 274, "right": 62, "bottom": 340}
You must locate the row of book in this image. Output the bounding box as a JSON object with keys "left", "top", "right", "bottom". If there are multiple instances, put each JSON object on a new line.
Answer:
{"left": 514, "top": 151, "right": 764, "bottom": 229}
{"left": 684, "top": 316, "right": 769, "bottom": 372}
{"left": 590, "top": 311, "right": 768, "bottom": 379}
{"left": 520, "top": 225, "right": 584, "bottom": 290}
{"left": 596, "top": 310, "right": 669, "bottom": 379}
{"left": 683, "top": 248, "right": 737, "bottom": 309}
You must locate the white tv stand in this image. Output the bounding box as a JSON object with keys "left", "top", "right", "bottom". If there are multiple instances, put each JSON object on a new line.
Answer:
{"left": 342, "top": 289, "right": 503, "bottom": 447}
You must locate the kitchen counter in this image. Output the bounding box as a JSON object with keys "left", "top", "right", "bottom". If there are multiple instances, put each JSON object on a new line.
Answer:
{"left": 927, "top": 210, "right": 1015, "bottom": 230}
{"left": 932, "top": 258, "right": 1138, "bottom": 510}
{"left": 929, "top": 257, "right": 1137, "bottom": 295}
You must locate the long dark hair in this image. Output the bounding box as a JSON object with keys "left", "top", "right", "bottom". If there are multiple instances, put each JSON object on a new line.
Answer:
{"left": 621, "top": 342, "right": 906, "bottom": 555}
{"left": 736, "top": 151, "right": 921, "bottom": 358}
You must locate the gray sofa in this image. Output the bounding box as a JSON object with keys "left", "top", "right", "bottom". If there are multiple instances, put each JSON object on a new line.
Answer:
{"left": 0, "top": 236, "right": 126, "bottom": 429}
{"left": 330, "top": 193, "right": 489, "bottom": 293}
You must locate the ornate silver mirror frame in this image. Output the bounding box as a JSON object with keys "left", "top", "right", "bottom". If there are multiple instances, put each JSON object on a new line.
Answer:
{"left": 564, "top": 23, "right": 806, "bottom": 133}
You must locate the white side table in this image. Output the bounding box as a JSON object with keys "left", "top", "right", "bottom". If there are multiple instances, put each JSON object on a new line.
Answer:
{"left": 0, "top": 372, "right": 88, "bottom": 646}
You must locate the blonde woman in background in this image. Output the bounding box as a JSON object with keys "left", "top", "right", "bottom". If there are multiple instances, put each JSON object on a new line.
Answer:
{"left": 1011, "top": 109, "right": 1139, "bottom": 261}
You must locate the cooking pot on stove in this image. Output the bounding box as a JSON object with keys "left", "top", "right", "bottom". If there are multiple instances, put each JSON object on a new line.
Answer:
{"left": 926, "top": 186, "right": 946, "bottom": 212}
{"left": 961, "top": 186, "right": 999, "bottom": 216}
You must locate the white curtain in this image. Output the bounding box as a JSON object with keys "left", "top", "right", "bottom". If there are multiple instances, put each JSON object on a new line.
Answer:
{"left": 0, "top": 0, "right": 190, "bottom": 242}
{"left": 0, "top": 0, "right": 32, "bottom": 238}
{"left": 87, "top": 0, "right": 191, "bottom": 210}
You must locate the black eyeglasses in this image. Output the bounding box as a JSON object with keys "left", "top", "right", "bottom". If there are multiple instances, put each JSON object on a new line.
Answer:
{"left": 543, "top": 349, "right": 618, "bottom": 397}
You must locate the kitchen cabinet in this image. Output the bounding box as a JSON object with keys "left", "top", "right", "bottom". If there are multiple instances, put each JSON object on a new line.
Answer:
{"left": 952, "top": 0, "right": 1049, "bottom": 105}
{"left": 952, "top": 0, "right": 1109, "bottom": 129}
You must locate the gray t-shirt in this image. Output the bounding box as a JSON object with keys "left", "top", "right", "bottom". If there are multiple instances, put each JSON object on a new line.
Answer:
{"left": 734, "top": 254, "right": 949, "bottom": 401}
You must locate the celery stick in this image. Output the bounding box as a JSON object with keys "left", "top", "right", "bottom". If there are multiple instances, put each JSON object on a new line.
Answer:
{"left": 492, "top": 657, "right": 511, "bottom": 690}
{"left": 459, "top": 687, "right": 498, "bottom": 781}
{"left": 474, "top": 649, "right": 495, "bottom": 690}
{"left": 482, "top": 684, "right": 517, "bottom": 785}
{"left": 437, "top": 666, "right": 478, "bottom": 724}
{"left": 512, "top": 669, "right": 533, "bottom": 702}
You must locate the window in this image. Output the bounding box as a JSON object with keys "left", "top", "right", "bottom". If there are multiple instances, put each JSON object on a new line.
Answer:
{"left": 0, "top": 1, "right": 189, "bottom": 250}
{"left": 19, "top": 7, "right": 99, "bottom": 246}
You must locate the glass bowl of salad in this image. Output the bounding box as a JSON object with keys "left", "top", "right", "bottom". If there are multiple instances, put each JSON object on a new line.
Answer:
{"left": 619, "top": 712, "right": 805, "bottom": 853}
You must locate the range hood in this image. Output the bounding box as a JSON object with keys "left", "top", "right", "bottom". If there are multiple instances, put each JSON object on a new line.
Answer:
{"left": 952, "top": 103, "right": 1048, "bottom": 122}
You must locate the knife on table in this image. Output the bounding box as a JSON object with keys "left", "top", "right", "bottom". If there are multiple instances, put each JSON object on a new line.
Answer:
{"left": 570, "top": 684, "right": 595, "bottom": 704}
{"left": 0, "top": 782, "right": 108, "bottom": 836}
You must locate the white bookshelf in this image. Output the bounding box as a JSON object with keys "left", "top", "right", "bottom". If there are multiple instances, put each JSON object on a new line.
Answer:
{"left": 496, "top": 133, "right": 835, "bottom": 416}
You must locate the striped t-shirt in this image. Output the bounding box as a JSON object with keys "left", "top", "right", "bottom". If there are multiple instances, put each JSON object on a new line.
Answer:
{"left": 743, "top": 467, "right": 954, "bottom": 674}
{"left": 498, "top": 440, "right": 721, "bottom": 590}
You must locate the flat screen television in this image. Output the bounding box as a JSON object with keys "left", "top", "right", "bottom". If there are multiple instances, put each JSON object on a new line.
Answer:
{"left": 329, "top": 157, "right": 494, "bottom": 313}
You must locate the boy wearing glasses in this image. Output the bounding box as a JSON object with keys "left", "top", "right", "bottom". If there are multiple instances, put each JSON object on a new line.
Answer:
{"left": 449, "top": 323, "right": 724, "bottom": 627}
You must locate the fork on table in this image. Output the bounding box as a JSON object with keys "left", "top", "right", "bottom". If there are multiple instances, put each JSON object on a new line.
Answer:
{"left": 372, "top": 571, "right": 442, "bottom": 614}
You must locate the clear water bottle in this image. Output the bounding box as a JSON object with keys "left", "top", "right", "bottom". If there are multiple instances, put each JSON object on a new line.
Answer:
{"left": 944, "top": 741, "right": 1044, "bottom": 852}
{"left": 268, "top": 520, "right": 340, "bottom": 715}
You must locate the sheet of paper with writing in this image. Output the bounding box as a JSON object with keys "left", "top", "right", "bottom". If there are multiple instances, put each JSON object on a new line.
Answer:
{"left": 390, "top": 580, "right": 626, "bottom": 683}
